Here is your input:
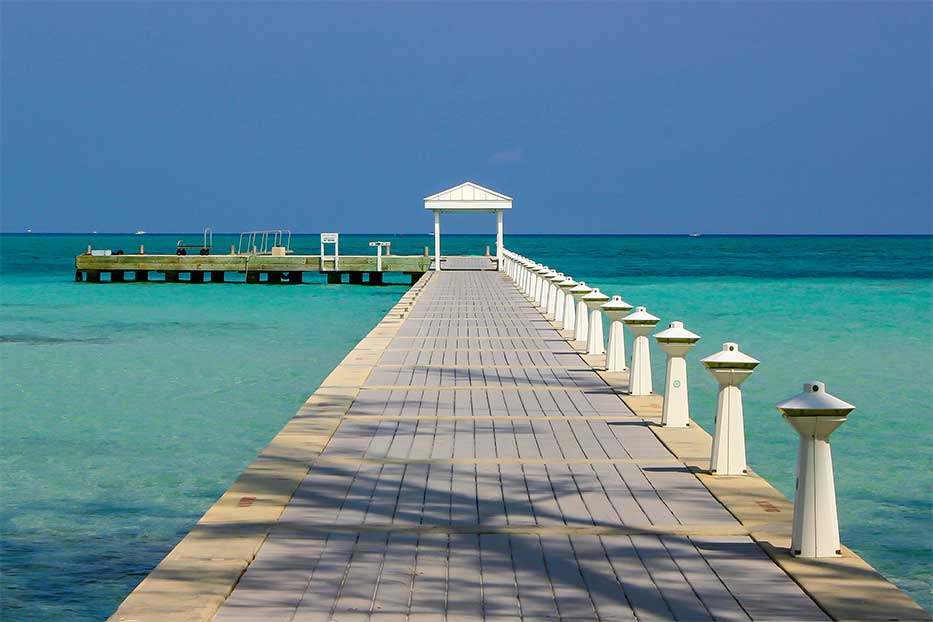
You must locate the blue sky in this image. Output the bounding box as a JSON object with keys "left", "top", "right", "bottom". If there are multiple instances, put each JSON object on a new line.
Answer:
{"left": 1, "top": 2, "right": 929, "bottom": 234}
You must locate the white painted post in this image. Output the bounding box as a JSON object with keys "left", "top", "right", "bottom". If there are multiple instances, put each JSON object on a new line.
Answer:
{"left": 546, "top": 272, "right": 564, "bottom": 320}
{"left": 776, "top": 382, "right": 854, "bottom": 558}
{"left": 555, "top": 276, "right": 576, "bottom": 330}
{"left": 496, "top": 210, "right": 504, "bottom": 271}
{"left": 582, "top": 289, "right": 610, "bottom": 355}
{"left": 601, "top": 296, "right": 633, "bottom": 372}
{"left": 536, "top": 268, "right": 553, "bottom": 309}
{"left": 434, "top": 211, "right": 441, "bottom": 271}
{"left": 559, "top": 277, "right": 578, "bottom": 333}
{"left": 623, "top": 306, "right": 660, "bottom": 395}
{"left": 702, "top": 342, "right": 759, "bottom": 476}
{"left": 654, "top": 321, "right": 701, "bottom": 427}
{"left": 568, "top": 282, "right": 592, "bottom": 342}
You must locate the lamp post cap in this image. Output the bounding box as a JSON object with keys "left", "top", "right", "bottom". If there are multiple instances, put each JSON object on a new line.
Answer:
{"left": 582, "top": 288, "right": 610, "bottom": 303}
{"left": 701, "top": 342, "right": 759, "bottom": 370}
{"left": 654, "top": 320, "right": 700, "bottom": 343}
{"left": 569, "top": 282, "right": 593, "bottom": 295}
{"left": 776, "top": 381, "right": 855, "bottom": 417}
{"left": 601, "top": 295, "right": 634, "bottom": 312}
{"left": 557, "top": 276, "right": 578, "bottom": 288}
{"left": 623, "top": 306, "right": 660, "bottom": 326}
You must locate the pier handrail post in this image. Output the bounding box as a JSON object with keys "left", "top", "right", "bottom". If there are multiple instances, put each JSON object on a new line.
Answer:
{"left": 776, "top": 381, "right": 854, "bottom": 557}
{"left": 601, "top": 295, "right": 634, "bottom": 372}
{"left": 623, "top": 306, "right": 660, "bottom": 394}
{"left": 582, "top": 288, "right": 610, "bottom": 355}
{"left": 701, "top": 342, "right": 759, "bottom": 475}
{"left": 655, "top": 321, "right": 701, "bottom": 426}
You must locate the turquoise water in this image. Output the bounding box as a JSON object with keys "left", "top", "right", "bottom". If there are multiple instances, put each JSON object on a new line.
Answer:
{"left": 1, "top": 234, "right": 930, "bottom": 620}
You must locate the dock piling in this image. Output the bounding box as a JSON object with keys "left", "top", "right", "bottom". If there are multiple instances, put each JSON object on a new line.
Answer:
{"left": 190, "top": 271, "right": 205, "bottom": 283}
{"left": 165, "top": 271, "right": 180, "bottom": 283}
{"left": 134, "top": 270, "right": 149, "bottom": 282}
{"left": 210, "top": 271, "right": 225, "bottom": 283}
{"left": 110, "top": 270, "right": 125, "bottom": 283}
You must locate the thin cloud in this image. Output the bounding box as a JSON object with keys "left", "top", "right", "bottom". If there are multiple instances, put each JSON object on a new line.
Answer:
{"left": 488, "top": 147, "right": 525, "bottom": 165}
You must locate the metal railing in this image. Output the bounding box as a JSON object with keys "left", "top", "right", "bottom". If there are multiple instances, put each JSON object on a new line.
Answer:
{"left": 236, "top": 230, "right": 292, "bottom": 255}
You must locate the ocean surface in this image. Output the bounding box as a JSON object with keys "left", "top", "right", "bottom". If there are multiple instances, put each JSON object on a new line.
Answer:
{"left": 1, "top": 233, "right": 930, "bottom": 620}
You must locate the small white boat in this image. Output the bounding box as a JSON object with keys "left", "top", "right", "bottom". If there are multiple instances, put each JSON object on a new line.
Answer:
{"left": 689, "top": 232, "right": 702, "bottom": 237}
{"left": 134, "top": 230, "right": 146, "bottom": 235}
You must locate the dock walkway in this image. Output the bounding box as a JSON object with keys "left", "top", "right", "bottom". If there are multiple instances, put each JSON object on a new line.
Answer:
{"left": 211, "top": 269, "right": 829, "bottom": 621}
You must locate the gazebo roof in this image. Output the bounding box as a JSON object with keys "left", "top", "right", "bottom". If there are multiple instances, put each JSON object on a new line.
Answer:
{"left": 424, "top": 182, "right": 512, "bottom": 213}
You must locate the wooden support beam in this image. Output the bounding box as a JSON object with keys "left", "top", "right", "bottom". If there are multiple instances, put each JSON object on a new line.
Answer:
{"left": 348, "top": 272, "right": 363, "bottom": 284}
{"left": 165, "top": 271, "right": 180, "bottom": 283}
{"left": 190, "top": 271, "right": 205, "bottom": 283}
{"left": 87, "top": 271, "right": 101, "bottom": 283}
{"left": 267, "top": 271, "right": 283, "bottom": 284}
{"left": 368, "top": 272, "right": 384, "bottom": 285}
{"left": 246, "top": 272, "right": 260, "bottom": 284}
{"left": 135, "top": 270, "right": 149, "bottom": 282}
{"left": 75, "top": 271, "right": 84, "bottom": 282}
{"left": 287, "top": 271, "right": 302, "bottom": 284}
{"left": 327, "top": 273, "right": 342, "bottom": 284}
{"left": 210, "top": 271, "right": 225, "bottom": 283}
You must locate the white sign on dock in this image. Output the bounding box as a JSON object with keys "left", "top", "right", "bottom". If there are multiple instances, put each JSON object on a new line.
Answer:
{"left": 320, "top": 233, "right": 339, "bottom": 270}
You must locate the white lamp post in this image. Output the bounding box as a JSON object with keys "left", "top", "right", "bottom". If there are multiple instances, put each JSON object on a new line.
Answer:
{"left": 701, "top": 342, "right": 759, "bottom": 476}
{"left": 654, "top": 321, "right": 701, "bottom": 427}
{"left": 582, "top": 289, "right": 610, "bottom": 355}
{"left": 776, "top": 381, "right": 854, "bottom": 558}
{"left": 601, "top": 295, "right": 634, "bottom": 372}
{"left": 568, "top": 282, "right": 592, "bottom": 343}
{"left": 623, "top": 306, "right": 660, "bottom": 396}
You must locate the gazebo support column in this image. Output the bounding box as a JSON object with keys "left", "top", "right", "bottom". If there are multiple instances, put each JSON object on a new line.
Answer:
{"left": 434, "top": 210, "right": 441, "bottom": 271}
{"left": 496, "top": 209, "right": 504, "bottom": 270}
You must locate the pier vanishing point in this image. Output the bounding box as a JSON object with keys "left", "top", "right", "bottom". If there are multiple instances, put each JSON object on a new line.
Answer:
{"left": 104, "top": 184, "right": 929, "bottom": 622}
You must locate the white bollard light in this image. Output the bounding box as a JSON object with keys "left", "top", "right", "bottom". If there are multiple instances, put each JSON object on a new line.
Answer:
{"left": 601, "top": 295, "right": 633, "bottom": 372}
{"left": 776, "top": 381, "right": 854, "bottom": 558}
{"left": 582, "top": 288, "right": 610, "bottom": 355}
{"left": 530, "top": 265, "right": 547, "bottom": 304}
{"left": 623, "top": 306, "right": 660, "bottom": 395}
{"left": 556, "top": 276, "right": 578, "bottom": 331}
{"left": 568, "top": 282, "right": 592, "bottom": 343}
{"left": 701, "top": 342, "right": 759, "bottom": 476}
{"left": 519, "top": 259, "right": 532, "bottom": 293}
{"left": 536, "top": 267, "right": 555, "bottom": 309}
{"left": 546, "top": 272, "right": 565, "bottom": 320}
{"left": 654, "top": 321, "right": 701, "bottom": 427}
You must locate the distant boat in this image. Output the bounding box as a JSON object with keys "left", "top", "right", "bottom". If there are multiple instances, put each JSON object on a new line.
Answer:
{"left": 689, "top": 232, "right": 702, "bottom": 237}
{"left": 134, "top": 230, "right": 146, "bottom": 235}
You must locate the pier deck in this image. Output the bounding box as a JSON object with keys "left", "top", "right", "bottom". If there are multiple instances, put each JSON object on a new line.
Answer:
{"left": 109, "top": 268, "right": 929, "bottom": 622}
{"left": 209, "top": 270, "right": 825, "bottom": 621}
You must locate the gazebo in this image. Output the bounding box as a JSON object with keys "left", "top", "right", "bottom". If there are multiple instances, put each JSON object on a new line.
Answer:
{"left": 423, "top": 182, "right": 513, "bottom": 271}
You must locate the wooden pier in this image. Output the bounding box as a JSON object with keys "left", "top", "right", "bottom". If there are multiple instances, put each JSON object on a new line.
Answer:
{"left": 108, "top": 267, "right": 930, "bottom": 622}
{"left": 74, "top": 252, "right": 448, "bottom": 284}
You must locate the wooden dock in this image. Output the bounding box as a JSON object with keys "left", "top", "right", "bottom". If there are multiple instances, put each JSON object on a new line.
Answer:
{"left": 108, "top": 267, "right": 930, "bottom": 622}
{"left": 74, "top": 252, "right": 447, "bottom": 284}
